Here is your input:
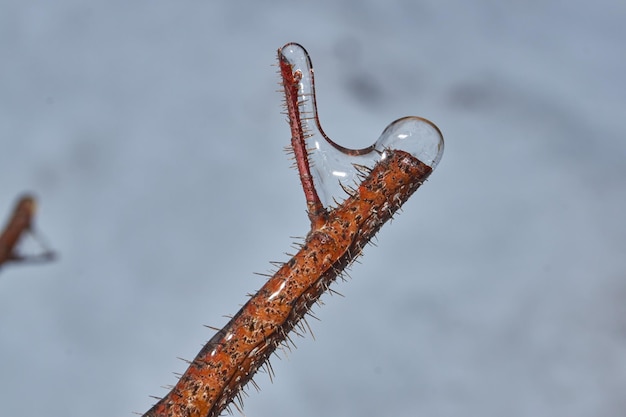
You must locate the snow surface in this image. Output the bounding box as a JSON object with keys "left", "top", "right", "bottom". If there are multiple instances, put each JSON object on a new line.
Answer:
{"left": 1, "top": 1, "right": 625, "bottom": 416}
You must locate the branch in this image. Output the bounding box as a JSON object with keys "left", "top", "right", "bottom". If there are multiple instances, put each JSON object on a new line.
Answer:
{"left": 142, "top": 43, "right": 444, "bottom": 417}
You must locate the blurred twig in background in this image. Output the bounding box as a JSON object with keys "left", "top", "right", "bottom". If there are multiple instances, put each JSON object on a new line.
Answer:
{"left": 0, "top": 194, "right": 55, "bottom": 270}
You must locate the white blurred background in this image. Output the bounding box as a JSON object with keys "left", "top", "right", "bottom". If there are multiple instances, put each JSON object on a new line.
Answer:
{"left": 1, "top": 1, "right": 625, "bottom": 416}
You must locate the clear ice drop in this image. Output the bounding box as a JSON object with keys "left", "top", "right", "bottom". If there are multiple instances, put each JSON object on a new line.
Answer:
{"left": 279, "top": 43, "right": 444, "bottom": 208}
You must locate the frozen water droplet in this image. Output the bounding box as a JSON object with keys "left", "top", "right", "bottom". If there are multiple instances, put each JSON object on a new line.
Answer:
{"left": 377, "top": 116, "right": 445, "bottom": 169}
{"left": 279, "top": 43, "right": 444, "bottom": 208}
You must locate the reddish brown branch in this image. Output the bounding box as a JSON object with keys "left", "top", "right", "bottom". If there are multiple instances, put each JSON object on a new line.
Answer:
{"left": 0, "top": 194, "right": 55, "bottom": 269}
{"left": 279, "top": 53, "right": 327, "bottom": 230}
{"left": 141, "top": 43, "right": 442, "bottom": 417}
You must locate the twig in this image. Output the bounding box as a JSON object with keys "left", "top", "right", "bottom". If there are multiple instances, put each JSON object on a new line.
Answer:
{"left": 0, "top": 194, "right": 55, "bottom": 269}
{"left": 142, "top": 42, "right": 444, "bottom": 417}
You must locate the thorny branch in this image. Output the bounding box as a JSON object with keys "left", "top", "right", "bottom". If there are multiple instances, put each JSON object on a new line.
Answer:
{"left": 141, "top": 43, "right": 443, "bottom": 417}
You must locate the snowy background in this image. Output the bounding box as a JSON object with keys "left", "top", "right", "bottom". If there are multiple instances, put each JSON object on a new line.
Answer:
{"left": 1, "top": 1, "right": 625, "bottom": 416}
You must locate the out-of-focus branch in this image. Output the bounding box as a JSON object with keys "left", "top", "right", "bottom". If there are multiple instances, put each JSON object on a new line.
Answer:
{"left": 0, "top": 194, "right": 55, "bottom": 270}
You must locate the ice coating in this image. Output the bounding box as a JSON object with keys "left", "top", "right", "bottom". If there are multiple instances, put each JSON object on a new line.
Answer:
{"left": 142, "top": 43, "right": 444, "bottom": 417}
{"left": 279, "top": 43, "right": 444, "bottom": 208}
{"left": 376, "top": 116, "right": 444, "bottom": 168}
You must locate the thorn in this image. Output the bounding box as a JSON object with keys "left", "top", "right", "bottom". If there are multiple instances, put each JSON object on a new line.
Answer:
{"left": 265, "top": 360, "right": 276, "bottom": 383}
{"left": 306, "top": 310, "right": 321, "bottom": 322}
{"left": 301, "top": 317, "right": 316, "bottom": 340}
{"left": 248, "top": 377, "right": 261, "bottom": 392}
{"left": 339, "top": 181, "right": 357, "bottom": 197}
{"left": 290, "top": 242, "right": 304, "bottom": 250}
{"left": 328, "top": 288, "right": 345, "bottom": 298}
